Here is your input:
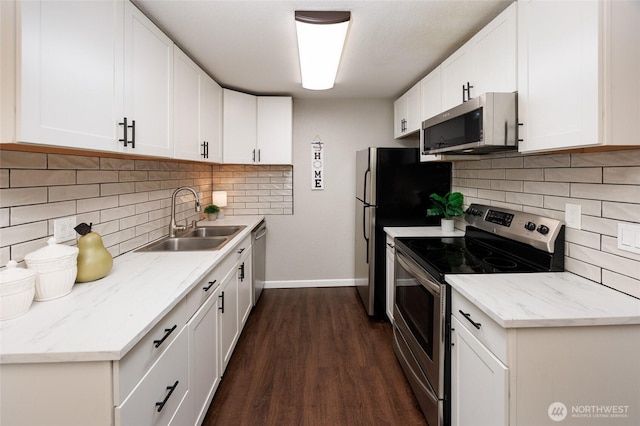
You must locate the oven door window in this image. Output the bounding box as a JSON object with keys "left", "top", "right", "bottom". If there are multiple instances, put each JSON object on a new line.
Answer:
{"left": 395, "top": 256, "right": 436, "bottom": 360}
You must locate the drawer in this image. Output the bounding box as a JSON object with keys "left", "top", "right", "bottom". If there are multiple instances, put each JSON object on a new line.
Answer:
{"left": 186, "top": 265, "right": 222, "bottom": 316}
{"left": 451, "top": 289, "right": 508, "bottom": 364}
{"left": 114, "top": 299, "right": 188, "bottom": 404}
{"left": 115, "top": 326, "right": 189, "bottom": 426}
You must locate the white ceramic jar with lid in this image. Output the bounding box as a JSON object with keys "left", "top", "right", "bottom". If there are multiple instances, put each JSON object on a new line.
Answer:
{"left": 0, "top": 260, "right": 36, "bottom": 320}
{"left": 25, "top": 238, "right": 79, "bottom": 301}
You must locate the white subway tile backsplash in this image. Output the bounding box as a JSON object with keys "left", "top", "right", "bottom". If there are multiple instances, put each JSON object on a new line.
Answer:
{"left": 0, "top": 151, "right": 47, "bottom": 169}
{"left": 544, "top": 167, "right": 602, "bottom": 183}
{"left": 603, "top": 166, "right": 640, "bottom": 184}
{"left": 0, "top": 187, "right": 47, "bottom": 208}
{"left": 48, "top": 154, "right": 99, "bottom": 170}
{"left": 0, "top": 170, "right": 8, "bottom": 188}
{"left": 602, "top": 270, "right": 640, "bottom": 298}
{"left": 11, "top": 170, "right": 75, "bottom": 187}
{"left": 11, "top": 201, "right": 76, "bottom": 225}
{"left": 77, "top": 196, "right": 119, "bottom": 214}
{"left": 453, "top": 148, "right": 640, "bottom": 296}
{"left": 101, "top": 157, "right": 135, "bottom": 170}
{"left": 571, "top": 183, "right": 640, "bottom": 202}
{"left": 77, "top": 170, "right": 119, "bottom": 184}
{"left": 101, "top": 182, "right": 135, "bottom": 196}
{"left": 49, "top": 184, "right": 99, "bottom": 202}
{"left": 0, "top": 222, "right": 48, "bottom": 247}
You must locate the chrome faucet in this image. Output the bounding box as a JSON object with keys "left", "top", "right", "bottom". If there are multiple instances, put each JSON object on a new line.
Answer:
{"left": 169, "top": 187, "right": 201, "bottom": 237}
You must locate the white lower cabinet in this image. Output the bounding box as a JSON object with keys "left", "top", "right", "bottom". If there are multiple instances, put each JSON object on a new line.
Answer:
{"left": 451, "top": 288, "right": 640, "bottom": 426}
{"left": 0, "top": 231, "right": 256, "bottom": 426}
{"left": 451, "top": 316, "right": 508, "bottom": 426}
{"left": 188, "top": 283, "right": 221, "bottom": 425}
{"left": 115, "top": 327, "right": 189, "bottom": 426}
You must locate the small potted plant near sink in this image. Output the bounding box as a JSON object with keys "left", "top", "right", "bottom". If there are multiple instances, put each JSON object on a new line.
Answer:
{"left": 427, "top": 191, "right": 464, "bottom": 232}
{"left": 204, "top": 204, "right": 220, "bottom": 221}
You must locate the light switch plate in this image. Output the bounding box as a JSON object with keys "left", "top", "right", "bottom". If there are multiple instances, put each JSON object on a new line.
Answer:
{"left": 565, "top": 204, "right": 581, "bottom": 229}
{"left": 618, "top": 223, "right": 640, "bottom": 255}
{"left": 54, "top": 216, "right": 77, "bottom": 243}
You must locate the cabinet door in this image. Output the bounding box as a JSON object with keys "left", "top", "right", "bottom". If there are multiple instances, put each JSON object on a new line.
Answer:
{"left": 441, "top": 45, "right": 474, "bottom": 111}
{"left": 420, "top": 67, "right": 442, "bottom": 121}
{"left": 18, "top": 0, "right": 123, "bottom": 151}
{"left": 257, "top": 97, "right": 292, "bottom": 164}
{"left": 123, "top": 1, "right": 174, "bottom": 157}
{"left": 385, "top": 237, "right": 394, "bottom": 322}
{"left": 222, "top": 89, "right": 256, "bottom": 164}
{"left": 219, "top": 268, "right": 239, "bottom": 373}
{"left": 201, "top": 75, "right": 223, "bottom": 163}
{"left": 393, "top": 95, "right": 408, "bottom": 138}
{"left": 237, "top": 246, "right": 253, "bottom": 328}
{"left": 517, "top": 0, "right": 599, "bottom": 152}
{"left": 451, "top": 316, "right": 508, "bottom": 426}
{"left": 173, "top": 46, "right": 201, "bottom": 161}
{"left": 473, "top": 3, "right": 516, "bottom": 96}
{"left": 189, "top": 285, "right": 221, "bottom": 426}
{"left": 405, "top": 83, "right": 422, "bottom": 134}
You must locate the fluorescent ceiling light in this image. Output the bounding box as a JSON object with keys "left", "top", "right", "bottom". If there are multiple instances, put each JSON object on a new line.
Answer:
{"left": 295, "top": 11, "right": 351, "bottom": 91}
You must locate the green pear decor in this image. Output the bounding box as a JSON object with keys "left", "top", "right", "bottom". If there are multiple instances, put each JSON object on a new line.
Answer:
{"left": 74, "top": 223, "right": 113, "bottom": 283}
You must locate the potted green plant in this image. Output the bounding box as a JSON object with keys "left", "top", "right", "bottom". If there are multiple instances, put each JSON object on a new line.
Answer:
{"left": 426, "top": 192, "right": 464, "bottom": 232}
{"left": 204, "top": 204, "right": 220, "bottom": 221}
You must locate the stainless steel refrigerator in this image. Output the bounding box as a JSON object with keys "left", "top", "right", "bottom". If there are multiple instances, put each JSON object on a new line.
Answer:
{"left": 355, "top": 148, "right": 451, "bottom": 320}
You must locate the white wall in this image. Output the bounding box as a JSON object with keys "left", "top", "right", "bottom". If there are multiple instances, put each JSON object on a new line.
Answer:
{"left": 265, "top": 98, "right": 415, "bottom": 285}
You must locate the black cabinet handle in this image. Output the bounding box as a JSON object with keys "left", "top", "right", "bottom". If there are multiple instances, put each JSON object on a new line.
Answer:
{"left": 155, "top": 380, "right": 179, "bottom": 412}
{"left": 153, "top": 324, "right": 177, "bottom": 348}
{"left": 257, "top": 148, "right": 261, "bottom": 162}
{"left": 119, "top": 117, "right": 128, "bottom": 146}
{"left": 219, "top": 291, "right": 224, "bottom": 313}
{"left": 459, "top": 310, "right": 481, "bottom": 329}
{"left": 461, "top": 84, "right": 466, "bottom": 102}
{"left": 203, "top": 280, "right": 216, "bottom": 291}
{"left": 517, "top": 123, "right": 524, "bottom": 142}
{"left": 239, "top": 262, "right": 245, "bottom": 281}
{"left": 252, "top": 149, "right": 256, "bottom": 162}
{"left": 129, "top": 120, "right": 136, "bottom": 148}
{"left": 237, "top": 247, "right": 245, "bottom": 254}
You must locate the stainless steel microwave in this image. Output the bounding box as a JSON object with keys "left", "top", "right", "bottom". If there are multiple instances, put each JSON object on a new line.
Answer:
{"left": 421, "top": 92, "right": 517, "bottom": 155}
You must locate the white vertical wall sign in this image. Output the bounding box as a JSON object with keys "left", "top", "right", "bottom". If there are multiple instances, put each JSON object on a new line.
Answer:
{"left": 311, "top": 137, "right": 324, "bottom": 190}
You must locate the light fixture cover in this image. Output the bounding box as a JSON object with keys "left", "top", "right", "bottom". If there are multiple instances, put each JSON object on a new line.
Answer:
{"left": 212, "top": 191, "right": 228, "bottom": 208}
{"left": 295, "top": 11, "right": 351, "bottom": 91}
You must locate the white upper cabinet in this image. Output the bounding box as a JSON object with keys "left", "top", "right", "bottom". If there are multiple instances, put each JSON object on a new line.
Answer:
{"left": 223, "top": 89, "right": 292, "bottom": 164}
{"left": 123, "top": 1, "right": 173, "bottom": 157}
{"left": 173, "top": 46, "right": 222, "bottom": 162}
{"left": 393, "top": 82, "right": 421, "bottom": 138}
{"left": 222, "top": 89, "right": 257, "bottom": 164}
{"left": 441, "top": 3, "right": 516, "bottom": 111}
{"left": 257, "top": 97, "right": 293, "bottom": 165}
{"left": 420, "top": 66, "right": 442, "bottom": 122}
{"left": 14, "top": 0, "right": 124, "bottom": 151}
{"left": 517, "top": 0, "right": 640, "bottom": 153}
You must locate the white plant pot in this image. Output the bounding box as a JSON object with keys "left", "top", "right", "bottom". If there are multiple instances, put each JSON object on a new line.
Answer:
{"left": 207, "top": 213, "right": 218, "bottom": 221}
{"left": 441, "top": 218, "right": 455, "bottom": 233}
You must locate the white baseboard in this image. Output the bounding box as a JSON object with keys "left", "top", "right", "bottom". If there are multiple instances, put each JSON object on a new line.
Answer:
{"left": 264, "top": 279, "right": 356, "bottom": 289}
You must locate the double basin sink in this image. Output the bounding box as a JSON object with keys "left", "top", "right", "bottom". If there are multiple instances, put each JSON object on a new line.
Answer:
{"left": 136, "top": 225, "right": 246, "bottom": 252}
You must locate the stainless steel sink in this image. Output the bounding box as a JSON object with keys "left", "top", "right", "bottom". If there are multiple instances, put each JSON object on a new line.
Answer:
{"left": 180, "top": 225, "right": 245, "bottom": 238}
{"left": 136, "top": 225, "right": 246, "bottom": 252}
{"left": 137, "top": 237, "right": 227, "bottom": 252}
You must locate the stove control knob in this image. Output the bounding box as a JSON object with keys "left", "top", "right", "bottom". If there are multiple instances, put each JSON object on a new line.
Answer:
{"left": 525, "top": 222, "right": 536, "bottom": 231}
{"left": 537, "top": 225, "right": 550, "bottom": 235}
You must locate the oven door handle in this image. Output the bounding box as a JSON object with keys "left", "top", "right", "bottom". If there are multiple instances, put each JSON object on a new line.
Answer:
{"left": 396, "top": 250, "right": 442, "bottom": 296}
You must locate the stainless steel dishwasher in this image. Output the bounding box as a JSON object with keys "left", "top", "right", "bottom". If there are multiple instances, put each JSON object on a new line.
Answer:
{"left": 252, "top": 220, "right": 267, "bottom": 305}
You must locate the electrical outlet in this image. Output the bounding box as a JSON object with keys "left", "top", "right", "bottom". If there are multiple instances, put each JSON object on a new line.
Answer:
{"left": 565, "top": 204, "right": 581, "bottom": 229}
{"left": 54, "top": 216, "right": 77, "bottom": 243}
{"left": 618, "top": 223, "right": 640, "bottom": 255}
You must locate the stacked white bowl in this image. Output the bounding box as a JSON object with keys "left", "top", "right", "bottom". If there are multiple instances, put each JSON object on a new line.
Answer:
{"left": 0, "top": 260, "right": 36, "bottom": 320}
{"left": 25, "top": 238, "right": 79, "bottom": 301}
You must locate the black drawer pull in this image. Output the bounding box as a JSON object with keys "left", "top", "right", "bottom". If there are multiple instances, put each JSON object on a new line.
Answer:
{"left": 459, "top": 310, "right": 481, "bottom": 329}
{"left": 155, "top": 380, "right": 179, "bottom": 412}
{"left": 237, "top": 247, "right": 245, "bottom": 254}
{"left": 203, "top": 280, "right": 217, "bottom": 291}
{"left": 219, "top": 291, "right": 225, "bottom": 313}
{"left": 153, "top": 324, "right": 177, "bottom": 348}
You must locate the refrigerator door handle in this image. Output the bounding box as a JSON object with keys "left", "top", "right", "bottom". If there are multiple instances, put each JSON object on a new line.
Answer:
{"left": 363, "top": 168, "right": 371, "bottom": 206}
{"left": 363, "top": 204, "right": 372, "bottom": 263}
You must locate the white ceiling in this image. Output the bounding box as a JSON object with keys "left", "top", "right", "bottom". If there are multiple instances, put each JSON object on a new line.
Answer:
{"left": 134, "top": 0, "right": 513, "bottom": 99}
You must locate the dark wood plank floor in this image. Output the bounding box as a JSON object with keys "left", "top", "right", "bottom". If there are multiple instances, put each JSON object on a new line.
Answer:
{"left": 202, "top": 287, "right": 427, "bottom": 426}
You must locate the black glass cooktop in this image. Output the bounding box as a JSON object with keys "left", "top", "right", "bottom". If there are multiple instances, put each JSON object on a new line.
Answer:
{"left": 396, "top": 235, "right": 544, "bottom": 280}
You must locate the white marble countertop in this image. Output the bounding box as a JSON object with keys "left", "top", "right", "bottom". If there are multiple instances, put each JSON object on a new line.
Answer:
{"left": 447, "top": 272, "right": 640, "bottom": 328}
{"left": 383, "top": 226, "right": 465, "bottom": 238}
{"left": 0, "top": 216, "right": 264, "bottom": 364}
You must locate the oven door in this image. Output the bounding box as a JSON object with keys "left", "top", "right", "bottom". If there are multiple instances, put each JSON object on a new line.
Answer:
{"left": 394, "top": 248, "right": 446, "bottom": 398}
